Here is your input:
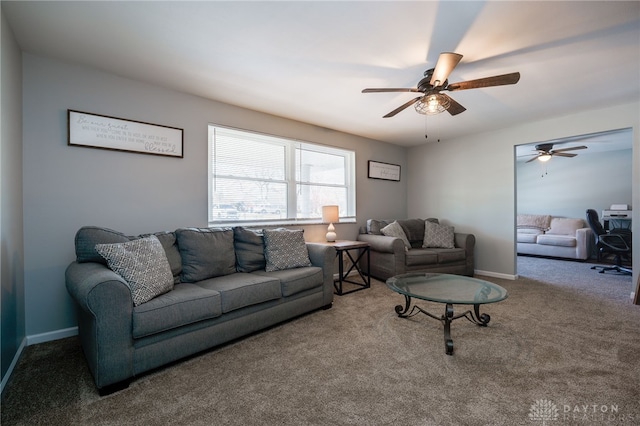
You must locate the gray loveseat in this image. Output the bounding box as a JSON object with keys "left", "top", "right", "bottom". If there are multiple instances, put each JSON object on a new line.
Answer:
{"left": 357, "top": 218, "right": 475, "bottom": 280}
{"left": 65, "top": 226, "right": 335, "bottom": 395}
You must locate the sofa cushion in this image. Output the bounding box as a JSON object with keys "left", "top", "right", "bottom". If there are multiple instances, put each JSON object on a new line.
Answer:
{"left": 367, "top": 219, "right": 391, "bottom": 235}
{"left": 381, "top": 221, "right": 411, "bottom": 250}
{"left": 517, "top": 232, "right": 540, "bottom": 244}
{"left": 176, "top": 228, "right": 236, "bottom": 282}
{"left": 423, "top": 221, "right": 455, "bottom": 249}
{"left": 405, "top": 249, "right": 439, "bottom": 266}
{"left": 234, "top": 227, "right": 266, "bottom": 272}
{"left": 518, "top": 228, "right": 543, "bottom": 235}
{"left": 254, "top": 266, "right": 323, "bottom": 297}
{"left": 546, "top": 217, "right": 584, "bottom": 236}
{"left": 132, "top": 283, "right": 222, "bottom": 338}
{"left": 75, "top": 226, "right": 130, "bottom": 264}
{"left": 536, "top": 234, "right": 577, "bottom": 247}
{"left": 263, "top": 228, "right": 312, "bottom": 272}
{"left": 436, "top": 248, "right": 466, "bottom": 263}
{"left": 197, "top": 273, "right": 281, "bottom": 313}
{"left": 517, "top": 214, "right": 551, "bottom": 231}
{"left": 95, "top": 235, "right": 174, "bottom": 306}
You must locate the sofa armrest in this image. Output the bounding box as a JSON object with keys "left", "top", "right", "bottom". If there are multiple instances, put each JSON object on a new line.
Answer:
{"left": 306, "top": 243, "right": 336, "bottom": 306}
{"left": 455, "top": 233, "right": 476, "bottom": 275}
{"left": 575, "top": 227, "right": 593, "bottom": 259}
{"left": 454, "top": 233, "right": 476, "bottom": 254}
{"left": 65, "top": 261, "right": 135, "bottom": 389}
{"left": 357, "top": 233, "right": 406, "bottom": 254}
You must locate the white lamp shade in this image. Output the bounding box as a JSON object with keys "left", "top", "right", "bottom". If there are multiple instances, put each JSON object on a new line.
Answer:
{"left": 322, "top": 205, "right": 339, "bottom": 224}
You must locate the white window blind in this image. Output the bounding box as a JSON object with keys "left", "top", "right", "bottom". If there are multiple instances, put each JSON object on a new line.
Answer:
{"left": 208, "top": 125, "right": 355, "bottom": 225}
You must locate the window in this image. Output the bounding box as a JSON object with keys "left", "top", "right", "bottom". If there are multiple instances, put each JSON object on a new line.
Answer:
{"left": 208, "top": 125, "right": 356, "bottom": 225}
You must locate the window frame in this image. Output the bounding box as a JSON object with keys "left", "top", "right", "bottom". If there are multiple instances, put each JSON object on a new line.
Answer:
{"left": 208, "top": 124, "right": 356, "bottom": 227}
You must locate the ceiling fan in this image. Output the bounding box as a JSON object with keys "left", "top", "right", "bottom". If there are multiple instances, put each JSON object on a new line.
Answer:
{"left": 362, "top": 52, "right": 520, "bottom": 118}
{"left": 525, "top": 143, "right": 588, "bottom": 163}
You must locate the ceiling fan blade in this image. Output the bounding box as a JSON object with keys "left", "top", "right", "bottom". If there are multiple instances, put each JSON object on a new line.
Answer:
{"left": 362, "top": 88, "right": 420, "bottom": 93}
{"left": 550, "top": 145, "right": 587, "bottom": 153}
{"left": 440, "top": 94, "right": 466, "bottom": 116}
{"left": 446, "top": 72, "right": 521, "bottom": 91}
{"left": 430, "top": 52, "right": 463, "bottom": 87}
{"left": 553, "top": 152, "right": 578, "bottom": 158}
{"left": 383, "top": 96, "right": 423, "bottom": 118}
{"left": 525, "top": 156, "right": 539, "bottom": 163}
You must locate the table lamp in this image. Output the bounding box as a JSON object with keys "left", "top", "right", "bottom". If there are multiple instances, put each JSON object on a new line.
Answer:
{"left": 322, "top": 205, "right": 339, "bottom": 242}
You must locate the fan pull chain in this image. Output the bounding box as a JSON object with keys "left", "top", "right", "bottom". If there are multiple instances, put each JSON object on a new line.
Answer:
{"left": 424, "top": 115, "right": 442, "bottom": 142}
{"left": 540, "top": 162, "right": 548, "bottom": 177}
{"left": 424, "top": 115, "right": 428, "bottom": 139}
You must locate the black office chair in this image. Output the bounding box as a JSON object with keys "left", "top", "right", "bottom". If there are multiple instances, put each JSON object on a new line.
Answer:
{"left": 585, "top": 209, "right": 632, "bottom": 274}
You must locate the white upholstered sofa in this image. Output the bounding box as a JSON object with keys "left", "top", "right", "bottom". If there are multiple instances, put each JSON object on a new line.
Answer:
{"left": 517, "top": 214, "right": 593, "bottom": 260}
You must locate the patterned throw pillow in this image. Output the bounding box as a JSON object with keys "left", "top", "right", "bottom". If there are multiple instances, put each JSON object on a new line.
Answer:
{"left": 381, "top": 221, "right": 412, "bottom": 250}
{"left": 422, "top": 220, "right": 455, "bottom": 249}
{"left": 263, "top": 229, "right": 312, "bottom": 272}
{"left": 95, "top": 235, "right": 174, "bottom": 306}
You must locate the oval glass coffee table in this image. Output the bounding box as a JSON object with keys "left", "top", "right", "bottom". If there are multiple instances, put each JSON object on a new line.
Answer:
{"left": 386, "top": 273, "right": 508, "bottom": 355}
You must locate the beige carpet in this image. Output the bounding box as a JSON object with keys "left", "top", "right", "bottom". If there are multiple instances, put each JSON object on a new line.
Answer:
{"left": 2, "top": 256, "right": 639, "bottom": 425}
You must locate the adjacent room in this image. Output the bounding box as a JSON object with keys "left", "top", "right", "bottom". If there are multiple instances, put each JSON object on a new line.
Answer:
{"left": 2, "top": 1, "right": 639, "bottom": 424}
{"left": 515, "top": 128, "right": 633, "bottom": 280}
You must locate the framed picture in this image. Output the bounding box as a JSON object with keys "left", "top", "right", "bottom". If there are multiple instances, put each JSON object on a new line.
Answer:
{"left": 68, "top": 110, "right": 184, "bottom": 158}
{"left": 368, "top": 160, "right": 401, "bottom": 181}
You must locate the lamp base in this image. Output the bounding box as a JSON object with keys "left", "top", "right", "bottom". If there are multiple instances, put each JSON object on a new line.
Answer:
{"left": 326, "top": 223, "right": 336, "bottom": 242}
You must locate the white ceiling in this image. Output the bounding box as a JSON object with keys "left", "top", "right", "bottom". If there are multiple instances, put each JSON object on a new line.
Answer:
{"left": 3, "top": 1, "right": 640, "bottom": 147}
{"left": 514, "top": 128, "right": 633, "bottom": 162}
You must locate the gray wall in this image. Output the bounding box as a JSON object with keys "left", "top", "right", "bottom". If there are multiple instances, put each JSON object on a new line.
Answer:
{"left": 407, "top": 102, "right": 640, "bottom": 283}
{"left": 517, "top": 146, "right": 632, "bottom": 219}
{"left": 1, "top": 10, "right": 25, "bottom": 386}
{"left": 21, "top": 54, "right": 407, "bottom": 338}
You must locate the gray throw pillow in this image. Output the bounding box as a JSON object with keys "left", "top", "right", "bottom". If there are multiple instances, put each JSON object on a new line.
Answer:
{"left": 422, "top": 221, "right": 455, "bottom": 249}
{"left": 397, "top": 218, "right": 425, "bottom": 244}
{"left": 176, "top": 228, "right": 236, "bottom": 282}
{"left": 366, "top": 219, "right": 391, "bottom": 235}
{"left": 95, "top": 235, "right": 174, "bottom": 306}
{"left": 263, "top": 228, "right": 312, "bottom": 272}
{"left": 234, "top": 227, "right": 266, "bottom": 272}
{"left": 381, "top": 221, "right": 412, "bottom": 250}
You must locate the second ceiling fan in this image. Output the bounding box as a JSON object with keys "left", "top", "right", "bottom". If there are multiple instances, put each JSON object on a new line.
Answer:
{"left": 362, "top": 52, "right": 520, "bottom": 118}
{"left": 525, "top": 143, "right": 588, "bottom": 163}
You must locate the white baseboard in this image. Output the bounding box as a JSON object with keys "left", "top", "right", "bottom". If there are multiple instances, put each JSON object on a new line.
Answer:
{"left": 474, "top": 269, "right": 517, "bottom": 280}
{"left": 0, "top": 337, "right": 26, "bottom": 395}
{"left": 26, "top": 326, "right": 78, "bottom": 346}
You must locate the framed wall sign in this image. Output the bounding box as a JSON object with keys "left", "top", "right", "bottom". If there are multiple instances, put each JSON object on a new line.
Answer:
{"left": 68, "top": 110, "right": 184, "bottom": 158}
{"left": 368, "top": 160, "right": 401, "bottom": 181}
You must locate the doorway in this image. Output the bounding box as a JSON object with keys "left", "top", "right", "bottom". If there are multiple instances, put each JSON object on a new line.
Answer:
{"left": 514, "top": 128, "right": 633, "bottom": 281}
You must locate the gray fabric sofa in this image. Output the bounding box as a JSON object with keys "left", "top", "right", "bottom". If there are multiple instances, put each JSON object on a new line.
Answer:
{"left": 65, "top": 226, "right": 335, "bottom": 395}
{"left": 516, "top": 214, "right": 593, "bottom": 260}
{"left": 357, "top": 218, "right": 475, "bottom": 281}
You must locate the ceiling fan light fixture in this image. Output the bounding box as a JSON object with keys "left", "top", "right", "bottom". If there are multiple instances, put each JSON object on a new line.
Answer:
{"left": 538, "top": 153, "right": 552, "bottom": 162}
{"left": 415, "top": 94, "right": 450, "bottom": 115}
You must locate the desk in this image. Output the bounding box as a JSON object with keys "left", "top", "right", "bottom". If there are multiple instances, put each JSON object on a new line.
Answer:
{"left": 324, "top": 240, "right": 370, "bottom": 295}
{"left": 603, "top": 217, "right": 631, "bottom": 231}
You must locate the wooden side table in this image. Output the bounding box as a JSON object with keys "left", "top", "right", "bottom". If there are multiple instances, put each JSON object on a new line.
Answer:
{"left": 323, "top": 240, "right": 371, "bottom": 295}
